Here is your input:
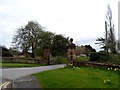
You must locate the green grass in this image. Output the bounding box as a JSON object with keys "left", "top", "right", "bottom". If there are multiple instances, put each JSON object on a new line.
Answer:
{"left": 0, "top": 62, "right": 41, "bottom": 68}
{"left": 33, "top": 66, "right": 119, "bottom": 88}
{"left": 50, "top": 56, "right": 68, "bottom": 64}
{"left": 50, "top": 56, "right": 89, "bottom": 65}
{"left": 76, "top": 56, "right": 89, "bottom": 61}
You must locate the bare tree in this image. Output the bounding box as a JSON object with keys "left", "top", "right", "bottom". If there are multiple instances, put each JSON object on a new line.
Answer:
{"left": 105, "top": 5, "right": 116, "bottom": 53}
{"left": 96, "top": 5, "right": 116, "bottom": 53}
{"left": 12, "top": 21, "right": 43, "bottom": 58}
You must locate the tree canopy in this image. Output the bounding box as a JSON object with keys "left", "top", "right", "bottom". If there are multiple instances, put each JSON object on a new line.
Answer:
{"left": 12, "top": 21, "right": 44, "bottom": 58}
{"left": 12, "top": 21, "right": 69, "bottom": 57}
{"left": 51, "top": 34, "right": 69, "bottom": 56}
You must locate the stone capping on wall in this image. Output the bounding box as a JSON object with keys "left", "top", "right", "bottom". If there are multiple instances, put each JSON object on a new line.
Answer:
{"left": 73, "top": 61, "right": 120, "bottom": 68}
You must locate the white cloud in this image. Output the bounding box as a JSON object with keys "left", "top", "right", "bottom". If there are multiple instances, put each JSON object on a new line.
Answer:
{"left": 0, "top": 0, "right": 119, "bottom": 51}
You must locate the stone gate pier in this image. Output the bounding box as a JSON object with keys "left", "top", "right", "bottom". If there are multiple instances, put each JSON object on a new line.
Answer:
{"left": 67, "top": 38, "right": 76, "bottom": 65}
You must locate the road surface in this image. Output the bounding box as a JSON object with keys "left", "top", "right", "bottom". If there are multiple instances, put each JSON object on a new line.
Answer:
{"left": 0, "top": 64, "right": 65, "bottom": 88}
{"left": 1, "top": 64, "right": 65, "bottom": 80}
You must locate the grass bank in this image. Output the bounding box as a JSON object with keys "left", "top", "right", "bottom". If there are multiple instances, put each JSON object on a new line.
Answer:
{"left": 33, "top": 66, "right": 119, "bottom": 88}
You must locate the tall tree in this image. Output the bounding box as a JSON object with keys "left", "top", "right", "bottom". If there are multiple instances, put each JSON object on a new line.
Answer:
{"left": 105, "top": 5, "right": 116, "bottom": 53}
{"left": 117, "top": 40, "right": 120, "bottom": 53}
{"left": 12, "top": 21, "right": 44, "bottom": 58}
{"left": 38, "top": 31, "right": 54, "bottom": 49}
{"left": 12, "top": 27, "right": 30, "bottom": 56}
{"left": 96, "top": 5, "right": 116, "bottom": 53}
{"left": 36, "top": 31, "right": 54, "bottom": 56}
{"left": 96, "top": 37, "right": 106, "bottom": 50}
{"left": 51, "top": 34, "right": 69, "bottom": 56}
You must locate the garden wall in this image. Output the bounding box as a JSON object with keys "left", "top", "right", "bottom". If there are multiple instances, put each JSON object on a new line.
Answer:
{"left": 73, "top": 61, "right": 120, "bottom": 69}
{"left": 2, "top": 57, "right": 43, "bottom": 64}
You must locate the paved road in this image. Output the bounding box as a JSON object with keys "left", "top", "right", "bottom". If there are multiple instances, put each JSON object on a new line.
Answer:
{"left": 12, "top": 75, "right": 41, "bottom": 88}
{"left": 1, "top": 64, "right": 65, "bottom": 80}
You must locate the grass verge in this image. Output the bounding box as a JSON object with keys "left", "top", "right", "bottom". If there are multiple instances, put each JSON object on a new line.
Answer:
{"left": 33, "top": 66, "right": 119, "bottom": 88}
{"left": 0, "top": 62, "right": 41, "bottom": 68}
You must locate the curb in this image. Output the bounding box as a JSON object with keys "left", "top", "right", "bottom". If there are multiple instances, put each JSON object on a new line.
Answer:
{"left": 0, "top": 81, "right": 12, "bottom": 90}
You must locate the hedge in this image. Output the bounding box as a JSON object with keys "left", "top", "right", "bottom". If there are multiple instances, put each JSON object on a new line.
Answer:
{"left": 89, "top": 52, "right": 110, "bottom": 62}
{"left": 89, "top": 52, "right": 120, "bottom": 64}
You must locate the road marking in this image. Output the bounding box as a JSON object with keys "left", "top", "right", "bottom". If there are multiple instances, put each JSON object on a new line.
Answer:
{"left": 0, "top": 82, "right": 8, "bottom": 89}
{"left": 0, "top": 81, "right": 11, "bottom": 89}
{"left": 3, "top": 82, "right": 11, "bottom": 88}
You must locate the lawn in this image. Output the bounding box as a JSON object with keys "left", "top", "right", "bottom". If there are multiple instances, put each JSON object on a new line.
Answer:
{"left": 76, "top": 56, "right": 89, "bottom": 62}
{"left": 33, "top": 66, "right": 119, "bottom": 88}
{"left": 0, "top": 62, "right": 41, "bottom": 68}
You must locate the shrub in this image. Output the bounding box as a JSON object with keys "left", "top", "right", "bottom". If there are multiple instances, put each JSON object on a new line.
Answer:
{"left": 76, "top": 56, "right": 89, "bottom": 61}
{"left": 2, "top": 52, "right": 13, "bottom": 57}
{"left": 1, "top": 46, "right": 13, "bottom": 57}
{"left": 89, "top": 52, "right": 120, "bottom": 64}
{"left": 50, "top": 56, "right": 67, "bottom": 64}
{"left": 89, "top": 52, "right": 110, "bottom": 62}
{"left": 108, "top": 54, "right": 120, "bottom": 64}
{"left": 89, "top": 52, "right": 99, "bottom": 61}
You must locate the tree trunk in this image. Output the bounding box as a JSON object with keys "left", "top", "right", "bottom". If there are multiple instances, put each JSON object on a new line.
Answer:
{"left": 32, "top": 43, "right": 35, "bottom": 58}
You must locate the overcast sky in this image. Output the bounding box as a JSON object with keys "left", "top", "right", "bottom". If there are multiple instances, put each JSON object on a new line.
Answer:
{"left": 0, "top": 0, "right": 119, "bottom": 51}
